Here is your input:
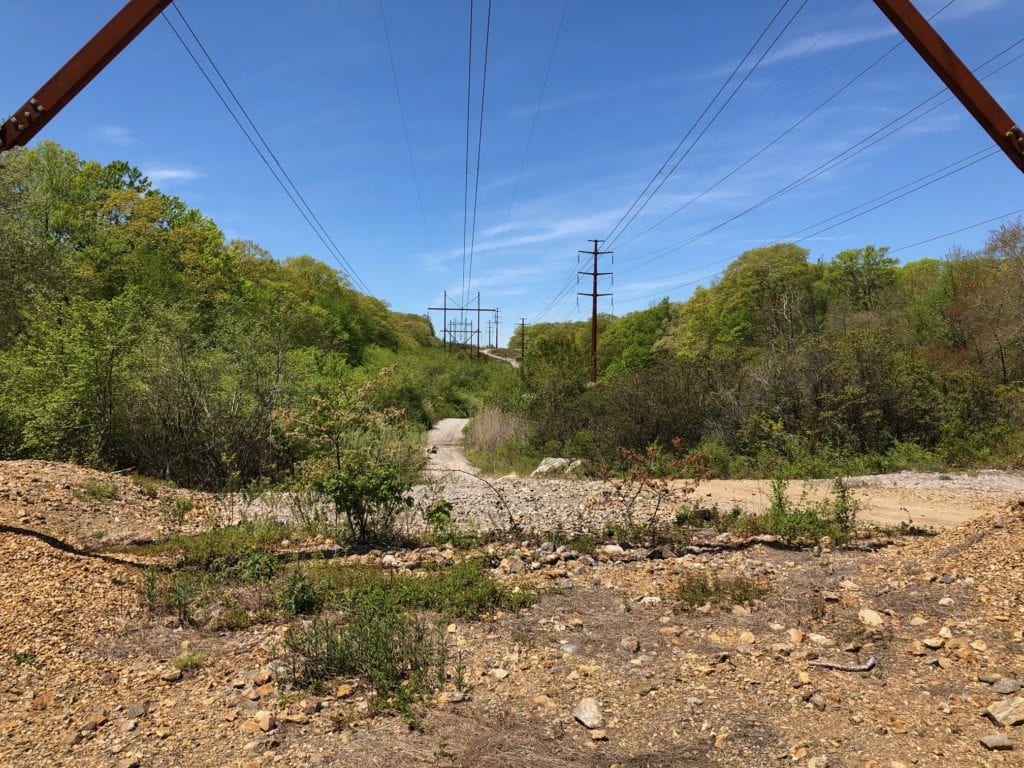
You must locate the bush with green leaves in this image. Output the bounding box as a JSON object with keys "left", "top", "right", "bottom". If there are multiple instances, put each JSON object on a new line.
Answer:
{"left": 284, "top": 609, "right": 447, "bottom": 716}
{"left": 280, "top": 567, "right": 321, "bottom": 616}
{"left": 676, "top": 573, "right": 766, "bottom": 610}
{"left": 282, "top": 367, "right": 423, "bottom": 544}
{"left": 749, "top": 478, "right": 860, "bottom": 544}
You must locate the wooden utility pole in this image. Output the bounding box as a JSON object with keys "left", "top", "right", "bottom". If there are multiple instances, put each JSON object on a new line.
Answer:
{"left": 578, "top": 239, "right": 612, "bottom": 384}
{"left": 873, "top": 0, "right": 1024, "bottom": 172}
{"left": 518, "top": 318, "right": 527, "bottom": 361}
{"left": 1, "top": 0, "right": 172, "bottom": 153}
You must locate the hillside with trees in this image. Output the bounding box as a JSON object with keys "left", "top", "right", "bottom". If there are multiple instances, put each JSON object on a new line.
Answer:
{"left": 0, "top": 142, "right": 511, "bottom": 489}
{"left": 496, "top": 233, "right": 1024, "bottom": 477}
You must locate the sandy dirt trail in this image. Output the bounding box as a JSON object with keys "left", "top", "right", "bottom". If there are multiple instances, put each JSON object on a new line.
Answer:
{"left": 424, "top": 417, "right": 475, "bottom": 475}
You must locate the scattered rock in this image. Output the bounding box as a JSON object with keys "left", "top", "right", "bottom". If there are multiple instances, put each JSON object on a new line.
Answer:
{"left": 992, "top": 679, "right": 1022, "bottom": 695}
{"left": 620, "top": 636, "right": 640, "bottom": 653}
{"left": 980, "top": 733, "right": 1015, "bottom": 751}
{"left": 858, "top": 608, "right": 885, "bottom": 627}
{"left": 531, "top": 458, "right": 571, "bottom": 477}
{"left": 986, "top": 697, "right": 1024, "bottom": 727}
{"left": 573, "top": 698, "right": 604, "bottom": 729}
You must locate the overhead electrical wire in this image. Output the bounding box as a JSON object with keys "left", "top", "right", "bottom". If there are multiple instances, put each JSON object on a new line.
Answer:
{"left": 613, "top": 0, "right": 959, "bottom": 261}
{"left": 605, "top": 0, "right": 811, "bottom": 249}
{"left": 689, "top": 0, "right": 861, "bottom": 160}
{"left": 460, "top": 0, "right": 475, "bottom": 306}
{"left": 532, "top": 0, "right": 806, "bottom": 322}
{"left": 614, "top": 30, "right": 1023, "bottom": 278}
{"left": 615, "top": 146, "right": 1005, "bottom": 308}
{"left": 491, "top": 0, "right": 570, "bottom": 263}
{"left": 602, "top": 0, "right": 800, "bottom": 249}
{"left": 378, "top": 0, "right": 435, "bottom": 263}
{"left": 888, "top": 207, "right": 1024, "bottom": 254}
{"left": 163, "top": 2, "right": 373, "bottom": 296}
{"left": 613, "top": 204, "right": 1024, "bottom": 315}
{"left": 465, "top": 0, "right": 494, "bottom": 305}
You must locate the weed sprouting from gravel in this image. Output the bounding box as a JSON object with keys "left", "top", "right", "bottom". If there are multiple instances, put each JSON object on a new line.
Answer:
{"left": 174, "top": 651, "right": 207, "bottom": 671}
{"left": 675, "top": 573, "right": 766, "bottom": 610}
{"left": 73, "top": 478, "right": 120, "bottom": 501}
{"left": 280, "top": 567, "right": 321, "bottom": 616}
{"left": 284, "top": 603, "right": 449, "bottom": 718}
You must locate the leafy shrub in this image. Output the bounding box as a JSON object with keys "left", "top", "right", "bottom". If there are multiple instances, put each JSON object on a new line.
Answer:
{"left": 168, "top": 573, "right": 201, "bottom": 626}
{"left": 143, "top": 520, "right": 292, "bottom": 570}
{"left": 749, "top": 478, "right": 859, "bottom": 544}
{"left": 318, "top": 448, "right": 415, "bottom": 545}
{"left": 232, "top": 550, "right": 278, "bottom": 583}
{"left": 140, "top": 567, "right": 159, "bottom": 611}
{"left": 284, "top": 609, "right": 448, "bottom": 716}
{"left": 280, "top": 568, "right": 321, "bottom": 616}
{"left": 173, "top": 651, "right": 207, "bottom": 671}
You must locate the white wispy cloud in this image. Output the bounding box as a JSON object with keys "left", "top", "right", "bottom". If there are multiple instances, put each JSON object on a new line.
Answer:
{"left": 95, "top": 125, "right": 132, "bottom": 145}
{"left": 144, "top": 166, "right": 201, "bottom": 183}
{"left": 761, "top": 26, "right": 897, "bottom": 67}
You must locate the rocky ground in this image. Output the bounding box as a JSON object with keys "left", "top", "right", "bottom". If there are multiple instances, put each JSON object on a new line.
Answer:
{"left": 1, "top": 459, "right": 1023, "bottom": 767}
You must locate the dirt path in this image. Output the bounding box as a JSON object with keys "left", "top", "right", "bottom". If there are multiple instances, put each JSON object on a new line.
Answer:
{"left": 481, "top": 348, "right": 520, "bottom": 368}
{"left": 424, "top": 417, "right": 475, "bottom": 475}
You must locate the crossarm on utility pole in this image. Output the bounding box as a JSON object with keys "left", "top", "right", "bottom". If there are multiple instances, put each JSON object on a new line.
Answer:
{"left": 1, "top": 0, "right": 172, "bottom": 153}
{"left": 872, "top": 0, "right": 1024, "bottom": 173}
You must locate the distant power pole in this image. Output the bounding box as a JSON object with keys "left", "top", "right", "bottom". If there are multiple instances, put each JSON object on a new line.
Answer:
{"left": 873, "top": 0, "right": 1024, "bottom": 173}
{"left": 518, "top": 318, "right": 527, "bottom": 361}
{"left": 428, "top": 292, "right": 496, "bottom": 357}
{"left": 578, "top": 239, "right": 612, "bottom": 384}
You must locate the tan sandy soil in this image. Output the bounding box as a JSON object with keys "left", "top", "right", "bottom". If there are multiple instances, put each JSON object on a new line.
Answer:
{"left": 695, "top": 471, "right": 1024, "bottom": 530}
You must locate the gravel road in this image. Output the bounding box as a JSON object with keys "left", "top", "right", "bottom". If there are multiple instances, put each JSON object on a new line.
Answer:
{"left": 419, "top": 422, "right": 1024, "bottom": 532}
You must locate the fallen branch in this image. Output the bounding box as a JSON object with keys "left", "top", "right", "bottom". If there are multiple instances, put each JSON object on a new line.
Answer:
{"left": 808, "top": 656, "right": 877, "bottom": 672}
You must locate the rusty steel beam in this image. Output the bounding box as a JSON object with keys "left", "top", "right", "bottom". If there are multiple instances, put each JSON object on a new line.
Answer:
{"left": 1, "top": 0, "right": 172, "bottom": 153}
{"left": 873, "top": 0, "right": 1024, "bottom": 173}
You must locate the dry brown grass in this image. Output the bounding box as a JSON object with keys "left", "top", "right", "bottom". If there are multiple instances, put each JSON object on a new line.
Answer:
{"left": 466, "top": 407, "right": 525, "bottom": 454}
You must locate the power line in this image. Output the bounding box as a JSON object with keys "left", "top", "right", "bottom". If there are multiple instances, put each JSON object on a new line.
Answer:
{"left": 534, "top": 0, "right": 801, "bottom": 325}
{"left": 602, "top": 0, "right": 798, "bottom": 249}
{"left": 615, "top": 8, "right": 1014, "bottom": 279}
{"left": 610, "top": 0, "right": 962, "bottom": 264}
{"left": 605, "top": 0, "right": 811, "bottom": 249}
{"left": 616, "top": 150, "right": 1010, "bottom": 310}
{"left": 780, "top": 147, "right": 1000, "bottom": 244}
{"left": 492, "top": 0, "right": 569, "bottom": 262}
{"left": 461, "top": 0, "right": 475, "bottom": 306}
{"left": 465, "top": 0, "right": 493, "bottom": 303}
{"left": 378, "top": 0, "right": 435, "bottom": 262}
{"left": 889, "top": 207, "right": 1024, "bottom": 254}
{"left": 617, "top": 204, "right": 1024, "bottom": 313}
{"left": 164, "top": 2, "right": 373, "bottom": 296}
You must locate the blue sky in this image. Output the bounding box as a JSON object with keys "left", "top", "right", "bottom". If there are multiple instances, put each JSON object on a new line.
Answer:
{"left": 2, "top": 0, "right": 1022, "bottom": 344}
